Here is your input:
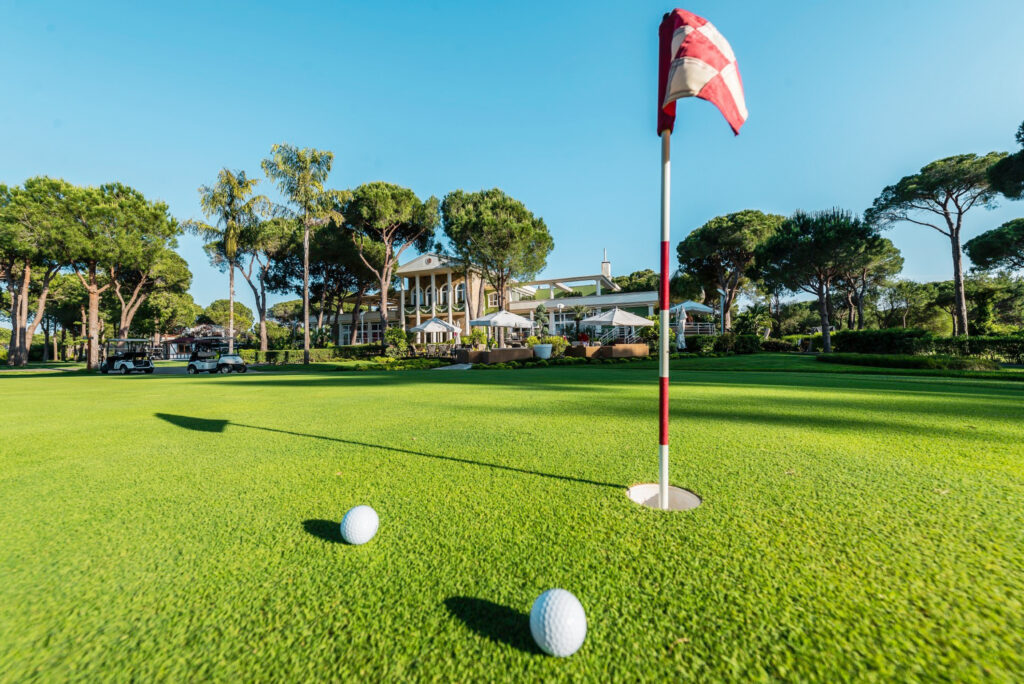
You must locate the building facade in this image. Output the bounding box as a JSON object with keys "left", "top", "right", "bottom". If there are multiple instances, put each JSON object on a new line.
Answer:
{"left": 335, "top": 252, "right": 660, "bottom": 344}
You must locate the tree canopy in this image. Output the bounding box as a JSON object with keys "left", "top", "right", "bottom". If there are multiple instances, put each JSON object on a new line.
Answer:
{"left": 988, "top": 121, "right": 1024, "bottom": 200}
{"left": 757, "top": 209, "right": 878, "bottom": 352}
{"left": 677, "top": 209, "right": 783, "bottom": 328}
{"left": 345, "top": 182, "right": 439, "bottom": 337}
{"left": 440, "top": 188, "right": 553, "bottom": 314}
{"left": 865, "top": 152, "right": 1005, "bottom": 336}
{"left": 964, "top": 218, "right": 1024, "bottom": 272}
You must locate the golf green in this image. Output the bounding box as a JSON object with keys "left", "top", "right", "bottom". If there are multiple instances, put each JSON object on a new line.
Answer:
{"left": 2, "top": 360, "right": 1022, "bottom": 680}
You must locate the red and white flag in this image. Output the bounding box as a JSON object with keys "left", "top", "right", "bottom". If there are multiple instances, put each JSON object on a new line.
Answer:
{"left": 657, "top": 9, "right": 747, "bottom": 135}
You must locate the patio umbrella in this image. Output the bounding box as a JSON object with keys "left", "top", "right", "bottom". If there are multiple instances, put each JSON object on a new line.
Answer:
{"left": 409, "top": 317, "right": 461, "bottom": 334}
{"left": 468, "top": 310, "right": 535, "bottom": 329}
{"left": 580, "top": 307, "right": 655, "bottom": 327}
{"left": 668, "top": 301, "right": 714, "bottom": 314}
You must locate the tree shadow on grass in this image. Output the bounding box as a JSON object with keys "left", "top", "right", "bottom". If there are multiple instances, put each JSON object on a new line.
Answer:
{"left": 153, "top": 413, "right": 621, "bottom": 490}
{"left": 302, "top": 519, "right": 342, "bottom": 543}
{"left": 444, "top": 596, "right": 540, "bottom": 654}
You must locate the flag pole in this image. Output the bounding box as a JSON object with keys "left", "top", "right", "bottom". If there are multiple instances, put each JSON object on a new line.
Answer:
{"left": 658, "top": 128, "right": 671, "bottom": 510}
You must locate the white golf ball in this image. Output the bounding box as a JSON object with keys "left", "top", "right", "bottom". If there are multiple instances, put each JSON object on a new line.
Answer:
{"left": 339, "top": 505, "right": 379, "bottom": 545}
{"left": 529, "top": 588, "right": 587, "bottom": 657}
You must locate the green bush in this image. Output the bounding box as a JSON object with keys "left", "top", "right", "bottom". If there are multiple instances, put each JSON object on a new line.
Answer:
{"left": 761, "top": 339, "right": 799, "bottom": 352}
{"left": 713, "top": 333, "right": 759, "bottom": 353}
{"left": 239, "top": 345, "right": 381, "bottom": 365}
{"left": 686, "top": 335, "right": 716, "bottom": 353}
{"left": 783, "top": 334, "right": 823, "bottom": 352}
{"left": 830, "top": 328, "right": 931, "bottom": 355}
{"left": 817, "top": 353, "right": 1001, "bottom": 371}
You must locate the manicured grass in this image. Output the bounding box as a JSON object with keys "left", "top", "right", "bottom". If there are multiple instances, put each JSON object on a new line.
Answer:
{"left": 2, "top": 363, "right": 1023, "bottom": 680}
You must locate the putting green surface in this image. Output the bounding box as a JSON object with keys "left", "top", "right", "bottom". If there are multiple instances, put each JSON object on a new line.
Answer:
{"left": 2, "top": 358, "right": 1023, "bottom": 680}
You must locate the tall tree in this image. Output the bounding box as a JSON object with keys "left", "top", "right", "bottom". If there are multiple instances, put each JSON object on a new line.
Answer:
{"left": 441, "top": 189, "right": 552, "bottom": 344}
{"left": 261, "top": 144, "right": 341, "bottom": 364}
{"left": 756, "top": 209, "right": 877, "bottom": 353}
{"left": 836, "top": 237, "right": 903, "bottom": 329}
{"left": 0, "top": 178, "right": 66, "bottom": 366}
{"left": 988, "top": 121, "right": 1024, "bottom": 200}
{"left": 346, "top": 182, "right": 439, "bottom": 343}
{"left": 677, "top": 209, "right": 784, "bottom": 330}
{"left": 58, "top": 183, "right": 170, "bottom": 369}
{"left": 201, "top": 299, "right": 254, "bottom": 336}
{"left": 866, "top": 153, "right": 1006, "bottom": 336}
{"left": 964, "top": 218, "right": 1024, "bottom": 272}
{"left": 185, "top": 169, "right": 269, "bottom": 353}
{"left": 877, "top": 280, "right": 934, "bottom": 329}
{"left": 233, "top": 217, "right": 295, "bottom": 351}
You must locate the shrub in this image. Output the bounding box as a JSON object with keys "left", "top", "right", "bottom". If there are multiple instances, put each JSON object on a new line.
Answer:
{"left": 830, "top": 328, "right": 931, "bottom": 355}
{"left": 524, "top": 335, "right": 540, "bottom": 348}
{"left": 783, "top": 334, "right": 823, "bottom": 352}
{"left": 760, "top": 339, "right": 798, "bottom": 352}
{"left": 686, "top": 335, "right": 716, "bottom": 354}
{"left": 817, "top": 353, "right": 1001, "bottom": 371}
{"left": 732, "top": 335, "right": 761, "bottom": 354}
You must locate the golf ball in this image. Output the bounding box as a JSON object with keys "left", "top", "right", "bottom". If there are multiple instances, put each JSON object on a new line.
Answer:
{"left": 529, "top": 588, "right": 587, "bottom": 657}
{"left": 340, "top": 505, "right": 379, "bottom": 545}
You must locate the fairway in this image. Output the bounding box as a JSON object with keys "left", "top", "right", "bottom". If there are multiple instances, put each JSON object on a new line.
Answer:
{"left": 2, "top": 362, "right": 1023, "bottom": 681}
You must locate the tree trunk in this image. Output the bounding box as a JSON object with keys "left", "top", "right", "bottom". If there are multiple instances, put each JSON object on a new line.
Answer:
{"left": 817, "top": 286, "right": 832, "bottom": 353}
{"left": 302, "top": 220, "right": 311, "bottom": 364}
{"left": 87, "top": 285, "right": 100, "bottom": 369}
{"left": 42, "top": 317, "right": 50, "bottom": 362}
{"left": 378, "top": 266, "right": 391, "bottom": 353}
{"left": 60, "top": 325, "right": 67, "bottom": 361}
{"left": 950, "top": 234, "right": 969, "bottom": 337}
{"left": 351, "top": 289, "right": 365, "bottom": 345}
{"left": 856, "top": 285, "right": 866, "bottom": 330}
{"left": 846, "top": 291, "right": 855, "bottom": 329}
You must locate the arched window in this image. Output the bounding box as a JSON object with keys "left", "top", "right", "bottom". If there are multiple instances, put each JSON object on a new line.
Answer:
{"left": 413, "top": 287, "right": 423, "bottom": 306}
{"left": 454, "top": 283, "right": 465, "bottom": 304}
{"left": 424, "top": 286, "right": 435, "bottom": 307}
{"left": 438, "top": 284, "right": 450, "bottom": 306}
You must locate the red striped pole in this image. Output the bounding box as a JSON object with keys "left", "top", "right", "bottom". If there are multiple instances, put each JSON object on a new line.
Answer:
{"left": 658, "top": 129, "right": 671, "bottom": 510}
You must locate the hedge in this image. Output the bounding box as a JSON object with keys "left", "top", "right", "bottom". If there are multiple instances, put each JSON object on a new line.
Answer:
{"left": 829, "top": 329, "right": 1024, "bottom": 364}
{"left": 817, "top": 353, "right": 1002, "bottom": 371}
{"left": 240, "top": 345, "right": 380, "bottom": 364}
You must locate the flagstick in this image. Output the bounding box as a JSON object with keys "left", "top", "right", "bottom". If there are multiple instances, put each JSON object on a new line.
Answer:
{"left": 658, "top": 129, "right": 671, "bottom": 510}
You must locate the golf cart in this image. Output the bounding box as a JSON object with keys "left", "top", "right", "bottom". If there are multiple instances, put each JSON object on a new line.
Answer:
{"left": 187, "top": 349, "right": 247, "bottom": 374}
{"left": 100, "top": 339, "right": 155, "bottom": 375}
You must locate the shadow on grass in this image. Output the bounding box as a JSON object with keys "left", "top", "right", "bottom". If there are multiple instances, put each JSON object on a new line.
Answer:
{"left": 154, "top": 413, "right": 228, "bottom": 432}
{"left": 153, "top": 413, "right": 620, "bottom": 490}
{"left": 444, "top": 596, "right": 540, "bottom": 654}
{"left": 302, "top": 519, "right": 342, "bottom": 543}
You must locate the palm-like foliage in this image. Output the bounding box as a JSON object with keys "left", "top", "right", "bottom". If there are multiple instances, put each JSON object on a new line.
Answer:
{"left": 184, "top": 169, "right": 270, "bottom": 352}
{"left": 570, "top": 304, "right": 591, "bottom": 337}
{"left": 261, "top": 144, "right": 342, "bottom": 364}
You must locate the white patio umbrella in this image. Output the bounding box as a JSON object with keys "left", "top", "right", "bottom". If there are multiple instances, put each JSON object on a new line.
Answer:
{"left": 580, "top": 307, "right": 655, "bottom": 327}
{"left": 409, "top": 317, "right": 461, "bottom": 334}
{"left": 468, "top": 310, "right": 535, "bottom": 329}
{"left": 668, "top": 300, "right": 714, "bottom": 314}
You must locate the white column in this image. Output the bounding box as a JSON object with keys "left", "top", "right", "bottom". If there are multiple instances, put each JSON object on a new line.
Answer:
{"left": 415, "top": 276, "right": 421, "bottom": 342}
{"left": 648, "top": 304, "right": 654, "bottom": 316}
{"left": 400, "top": 282, "right": 406, "bottom": 331}
{"left": 447, "top": 271, "right": 454, "bottom": 341}
{"left": 596, "top": 279, "right": 602, "bottom": 296}
{"left": 430, "top": 272, "right": 436, "bottom": 318}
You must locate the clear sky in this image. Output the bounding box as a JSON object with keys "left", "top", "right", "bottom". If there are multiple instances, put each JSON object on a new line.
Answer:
{"left": 2, "top": 0, "right": 1022, "bottom": 313}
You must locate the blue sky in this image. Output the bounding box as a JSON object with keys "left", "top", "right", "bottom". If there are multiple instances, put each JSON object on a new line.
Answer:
{"left": 2, "top": 0, "right": 1022, "bottom": 313}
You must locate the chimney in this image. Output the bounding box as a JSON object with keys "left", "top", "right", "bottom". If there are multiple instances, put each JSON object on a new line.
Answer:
{"left": 601, "top": 248, "right": 611, "bottom": 278}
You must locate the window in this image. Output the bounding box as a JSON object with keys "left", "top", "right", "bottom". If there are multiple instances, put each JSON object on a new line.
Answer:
{"left": 438, "top": 284, "right": 449, "bottom": 306}
{"left": 454, "top": 283, "right": 465, "bottom": 304}
{"left": 413, "top": 287, "right": 422, "bottom": 306}
{"left": 487, "top": 292, "right": 498, "bottom": 308}
{"left": 424, "top": 286, "right": 435, "bottom": 307}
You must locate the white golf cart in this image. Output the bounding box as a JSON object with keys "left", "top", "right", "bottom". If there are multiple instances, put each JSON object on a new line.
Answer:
{"left": 187, "top": 350, "right": 247, "bottom": 374}
{"left": 100, "top": 339, "right": 155, "bottom": 375}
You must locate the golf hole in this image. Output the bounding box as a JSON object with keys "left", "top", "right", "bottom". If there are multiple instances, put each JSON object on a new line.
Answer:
{"left": 626, "top": 484, "right": 701, "bottom": 511}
